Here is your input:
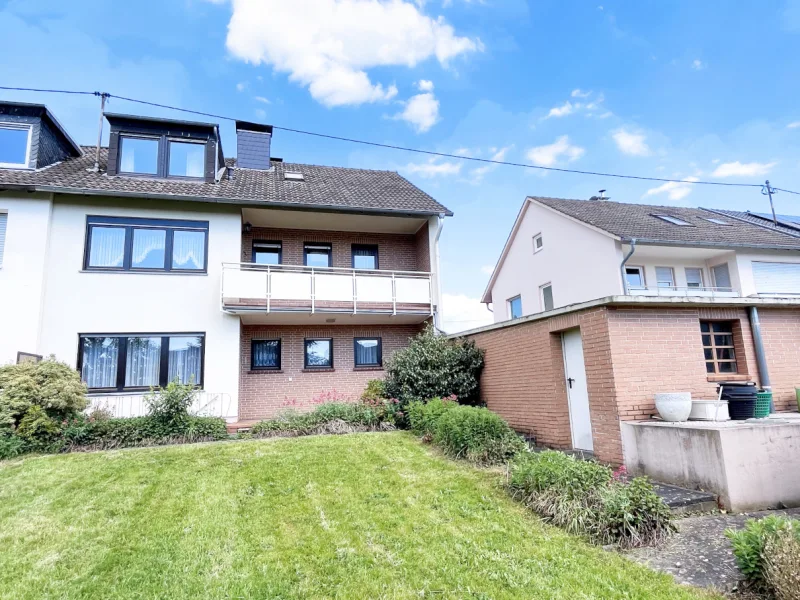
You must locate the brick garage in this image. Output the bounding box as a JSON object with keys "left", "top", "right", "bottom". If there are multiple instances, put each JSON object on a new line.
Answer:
{"left": 462, "top": 298, "right": 800, "bottom": 465}
{"left": 239, "top": 323, "right": 424, "bottom": 420}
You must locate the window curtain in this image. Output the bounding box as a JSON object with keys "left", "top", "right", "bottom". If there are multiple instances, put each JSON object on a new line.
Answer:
{"left": 89, "top": 227, "right": 125, "bottom": 267}
{"left": 172, "top": 230, "right": 205, "bottom": 270}
{"left": 355, "top": 340, "right": 379, "bottom": 365}
{"left": 81, "top": 337, "right": 119, "bottom": 388}
{"left": 253, "top": 340, "right": 279, "bottom": 368}
{"left": 131, "top": 229, "right": 166, "bottom": 268}
{"left": 125, "top": 337, "right": 162, "bottom": 387}
{"left": 168, "top": 336, "right": 203, "bottom": 384}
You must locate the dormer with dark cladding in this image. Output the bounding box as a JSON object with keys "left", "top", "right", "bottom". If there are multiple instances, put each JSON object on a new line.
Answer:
{"left": 0, "top": 101, "right": 82, "bottom": 169}
{"left": 105, "top": 113, "right": 224, "bottom": 183}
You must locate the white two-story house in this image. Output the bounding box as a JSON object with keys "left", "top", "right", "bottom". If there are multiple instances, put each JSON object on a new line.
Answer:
{"left": 0, "top": 101, "right": 450, "bottom": 424}
{"left": 483, "top": 195, "right": 800, "bottom": 321}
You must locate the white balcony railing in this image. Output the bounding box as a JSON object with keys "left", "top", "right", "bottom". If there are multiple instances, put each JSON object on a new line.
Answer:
{"left": 628, "top": 285, "right": 740, "bottom": 298}
{"left": 87, "top": 392, "right": 236, "bottom": 419}
{"left": 221, "top": 262, "right": 433, "bottom": 315}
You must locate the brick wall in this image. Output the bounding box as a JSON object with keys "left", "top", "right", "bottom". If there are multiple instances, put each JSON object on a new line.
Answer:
{"left": 758, "top": 309, "right": 800, "bottom": 411}
{"left": 242, "top": 227, "right": 424, "bottom": 272}
{"left": 239, "top": 323, "right": 423, "bottom": 420}
{"left": 414, "top": 221, "right": 431, "bottom": 272}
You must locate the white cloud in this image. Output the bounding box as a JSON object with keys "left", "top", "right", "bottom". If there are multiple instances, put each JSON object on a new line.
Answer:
{"left": 480, "top": 264, "right": 495, "bottom": 275}
{"left": 223, "top": 0, "right": 480, "bottom": 107}
{"left": 394, "top": 91, "right": 440, "bottom": 132}
{"left": 544, "top": 91, "right": 606, "bottom": 119}
{"left": 468, "top": 146, "right": 512, "bottom": 182}
{"left": 441, "top": 293, "right": 493, "bottom": 334}
{"left": 254, "top": 96, "right": 271, "bottom": 104}
{"left": 571, "top": 88, "right": 591, "bottom": 98}
{"left": 612, "top": 128, "right": 650, "bottom": 156}
{"left": 526, "top": 136, "right": 585, "bottom": 167}
{"left": 642, "top": 177, "right": 699, "bottom": 202}
{"left": 544, "top": 101, "right": 574, "bottom": 119}
{"left": 712, "top": 161, "right": 776, "bottom": 178}
{"left": 417, "top": 79, "right": 435, "bottom": 92}
{"left": 402, "top": 159, "right": 461, "bottom": 178}
{"left": 236, "top": 81, "right": 248, "bottom": 91}
{"left": 788, "top": 121, "right": 800, "bottom": 129}
{"left": 691, "top": 59, "right": 705, "bottom": 71}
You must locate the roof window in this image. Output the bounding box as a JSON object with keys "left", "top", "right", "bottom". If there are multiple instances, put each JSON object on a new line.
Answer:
{"left": 284, "top": 171, "right": 304, "bottom": 181}
{"left": 653, "top": 214, "right": 691, "bottom": 226}
{"left": 702, "top": 217, "right": 731, "bottom": 225}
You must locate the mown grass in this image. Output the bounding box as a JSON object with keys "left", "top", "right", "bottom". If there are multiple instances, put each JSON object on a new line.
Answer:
{"left": 0, "top": 432, "right": 716, "bottom": 600}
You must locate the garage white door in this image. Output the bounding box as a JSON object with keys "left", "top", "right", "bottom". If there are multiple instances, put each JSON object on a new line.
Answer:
{"left": 752, "top": 262, "right": 800, "bottom": 295}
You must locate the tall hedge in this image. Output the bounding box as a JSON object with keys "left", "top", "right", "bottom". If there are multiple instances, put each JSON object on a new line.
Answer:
{"left": 383, "top": 326, "right": 484, "bottom": 405}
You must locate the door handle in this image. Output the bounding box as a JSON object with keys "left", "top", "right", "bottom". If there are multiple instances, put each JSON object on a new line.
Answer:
{"left": 567, "top": 377, "right": 575, "bottom": 389}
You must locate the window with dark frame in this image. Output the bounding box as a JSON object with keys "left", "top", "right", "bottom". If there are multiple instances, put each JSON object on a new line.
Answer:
{"left": 84, "top": 216, "right": 209, "bottom": 273}
{"left": 118, "top": 136, "right": 159, "bottom": 175}
{"left": 304, "top": 243, "right": 332, "bottom": 268}
{"left": 352, "top": 244, "right": 379, "bottom": 269}
{"left": 251, "top": 339, "right": 281, "bottom": 370}
{"left": 78, "top": 333, "right": 204, "bottom": 392}
{"left": 167, "top": 140, "right": 205, "bottom": 178}
{"left": 700, "top": 321, "right": 738, "bottom": 374}
{"left": 252, "top": 241, "right": 282, "bottom": 265}
{"left": 117, "top": 134, "right": 207, "bottom": 180}
{"left": 304, "top": 338, "right": 333, "bottom": 369}
{"left": 354, "top": 337, "right": 382, "bottom": 367}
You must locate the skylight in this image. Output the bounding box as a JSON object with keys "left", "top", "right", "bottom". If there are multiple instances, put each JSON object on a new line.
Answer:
{"left": 284, "top": 172, "right": 304, "bottom": 181}
{"left": 703, "top": 217, "right": 731, "bottom": 225}
{"left": 653, "top": 214, "right": 691, "bottom": 226}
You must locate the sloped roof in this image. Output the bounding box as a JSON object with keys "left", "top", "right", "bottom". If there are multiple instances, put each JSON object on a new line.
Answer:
{"left": 0, "top": 146, "right": 452, "bottom": 216}
{"left": 534, "top": 196, "right": 800, "bottom": 249}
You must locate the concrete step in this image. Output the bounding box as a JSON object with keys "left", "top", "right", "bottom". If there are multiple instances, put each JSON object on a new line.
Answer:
{"left": 651, "top": 482, "right": 718, "bottom": 515}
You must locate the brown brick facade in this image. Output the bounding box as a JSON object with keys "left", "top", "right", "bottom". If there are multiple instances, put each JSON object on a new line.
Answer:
{"left": 242, "top": 226, "right": 429, "bottom": 272}
{"left": 238, "top": 323, "right": 424, "bottom": 420}
{"left": 466, "top": 304, "right": 800, "bottom": 465}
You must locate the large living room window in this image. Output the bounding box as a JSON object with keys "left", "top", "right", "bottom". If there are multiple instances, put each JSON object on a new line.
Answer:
{"left": 700, "top": 321, "right": 737, "bottom": 374}
{"left": 252, "top": 339, "right": 281, "bottom": 370}
{"left": 78, "top": 333, "right": 204, "bottom": 391}
{"left": 84, "top": 216, "right": 208, "bottom": 273}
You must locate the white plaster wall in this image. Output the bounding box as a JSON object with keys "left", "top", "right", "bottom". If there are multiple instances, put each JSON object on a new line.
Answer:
{"left": 489, "top": 201, "right": 623, "bottom": 322}
{"left": 0, "top": 192, "right": 53, "bottom": 364}
{"left": 38, "top": 195, "right": 242, "bottom": 412}
{"left": 734, "top": 249, "right": 800, "bottom": 296}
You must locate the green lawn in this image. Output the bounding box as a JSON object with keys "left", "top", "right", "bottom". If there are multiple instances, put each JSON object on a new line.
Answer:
{"left": 0, "top": 433, "right": 714, "bottom": 600}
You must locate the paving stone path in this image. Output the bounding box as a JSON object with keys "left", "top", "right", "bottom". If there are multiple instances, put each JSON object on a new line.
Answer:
{"left": 627, "top": 508, "right": 800, "bottom": 592}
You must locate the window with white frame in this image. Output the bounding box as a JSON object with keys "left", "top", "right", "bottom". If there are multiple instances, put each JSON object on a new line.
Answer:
{"left": 533, "top": 234, "right": 543, "bottom": 253}
{"left": 0, "top": 124, "right": 32, "bottom": 169}
{"left": 711, "top": 263, "right": 732, "bottom": 290}
{"left": 625, "top": 266, "right": 645, "bottom": 289}
{"left": 508, "top": 295, "right": 522, "bottom": 319}
{"left": 655, "top": 267, "right": 675, "bottom": 288}
{"left": 540, "top": 283, "right": 554, "bottom": 311}
{"left": 685, "top": 267, "right": 704, "bottom": 288}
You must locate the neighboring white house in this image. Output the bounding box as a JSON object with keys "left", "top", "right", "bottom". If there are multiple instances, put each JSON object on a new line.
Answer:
{"left": 0, "top": 101, "right": 450, "bottom": 423}
{"left": 482, "top": 196, "right": 800, "bottom": 323}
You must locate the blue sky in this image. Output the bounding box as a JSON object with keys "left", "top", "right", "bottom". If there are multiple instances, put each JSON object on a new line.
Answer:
{"left": 2, "top": 0, "right": 800, "bottom": 331}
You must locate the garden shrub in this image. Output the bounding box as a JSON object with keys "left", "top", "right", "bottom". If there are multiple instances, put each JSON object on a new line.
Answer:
{"left": 361, "top": 379, "right": 387, "bottom": 402}
{"left": 0, "top": 358, "right": 87, "bottom": 428}
{"left": 383, "top": 326, "right": 484, "bottom": 406}
{"left": 249, "top": 400, "right": 396, "bottom": 438}
{"left": 726, "top": 515, "right": 800, "bottom": 591}
{"left": 509, "top": 450, "right": 674, "bottom": 548}
{"left": 407, "top": 397, "right": 458, "bottom": 437}
{"left": 0, "top": 429, "right": 25, "bottom": 460}
{"left": 16, "top": 405, "right": 61, "bottom": 446}
{"left": 764, "top": 527, "right": 800, "bottom": 600}
{"left": 145, "top": 378, "right": 196, "bottom": 432}
{"left": 431, "top": 404, "right": 525, "bottom": 465}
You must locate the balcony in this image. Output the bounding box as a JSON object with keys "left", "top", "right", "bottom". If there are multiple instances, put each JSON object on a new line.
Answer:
{"left": 627, "top": 285, "right": 740, "bottom": 298}
{"left": 221, "top": 262, "right": 433, "bottom": 323}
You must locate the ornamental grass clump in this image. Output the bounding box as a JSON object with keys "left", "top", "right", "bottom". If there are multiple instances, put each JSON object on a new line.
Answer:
{"left": 509, "top": 450, "right": 674, "bottom": 548}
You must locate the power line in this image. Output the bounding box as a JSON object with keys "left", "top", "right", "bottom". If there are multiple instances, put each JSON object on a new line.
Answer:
{"left": 0, "top": 84, "right": 793, "bottom": 191}
{"left": 775, "top": 188, "right": 800, "bottom": 196}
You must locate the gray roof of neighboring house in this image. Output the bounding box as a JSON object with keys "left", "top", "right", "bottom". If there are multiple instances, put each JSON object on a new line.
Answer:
{"left": 0, "top": 101, "right": 83, "bottom": 157}
{"left": 0, "top": 145, "right": 453, "bottom": 217}
{"left": 534, "top": 196, "right": 800, "bottom": 250}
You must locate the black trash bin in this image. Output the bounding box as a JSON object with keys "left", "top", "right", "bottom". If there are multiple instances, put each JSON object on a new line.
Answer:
{"left": 718, "top": 382, "right": 757, "bottom": 420}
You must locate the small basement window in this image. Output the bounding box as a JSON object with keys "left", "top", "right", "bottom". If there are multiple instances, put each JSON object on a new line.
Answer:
{"left": 653, "top": 214, "right": 691, "bottom": 226}
{"left": 0, "top": 123, "right": 32, "bottom": 168}
{"left": 701, "top": 321, "right": 737, "bottom": 374}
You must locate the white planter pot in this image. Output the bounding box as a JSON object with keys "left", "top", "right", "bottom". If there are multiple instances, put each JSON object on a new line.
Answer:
{"left": 654, "top": 392, "right": 692, "bottom": 422}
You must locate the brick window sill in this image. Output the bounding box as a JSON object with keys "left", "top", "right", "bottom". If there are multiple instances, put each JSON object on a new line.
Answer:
{"left": 706, "top": 373, "right": 750, "bottom": 383}
{"left": 248, "top": 369, "right": 284, "bottom": 375}
{"left": 353, "top": 366, "right": 384, "bottom": 372}
{"left": 302, "top": 368, "right": 335, "bottom": 373}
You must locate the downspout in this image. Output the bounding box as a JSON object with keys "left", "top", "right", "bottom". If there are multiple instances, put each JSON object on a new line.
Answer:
{"left": 620, "top": 238, "right": 637, "bottom": 294}
{"left": 748, "top": 306, "right": 774, "bottom": 412}
{"left": 432, "top": 214, "right": 445, "bottom": 331}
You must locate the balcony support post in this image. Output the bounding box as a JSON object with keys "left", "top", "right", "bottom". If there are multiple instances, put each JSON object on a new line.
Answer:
{"left": 353, "top": 270, "right": 358, "bottom": 315}
{"left": 311, "top": 268, "right": 315, "bottom": 314}
{"left": 266, "top": 265, "right": 271, "bottom": 313}
{"left": 392, "top": 273, "right": 397, "bottom": 315}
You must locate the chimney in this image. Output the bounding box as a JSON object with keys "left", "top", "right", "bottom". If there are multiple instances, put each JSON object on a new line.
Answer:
{"left": 235, "top": 121, "right": 273, "bottom": 169}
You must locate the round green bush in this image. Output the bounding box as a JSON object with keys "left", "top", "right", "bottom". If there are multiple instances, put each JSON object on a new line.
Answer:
{"left": 432, "top": 404, "right": 525, "bottom": 465}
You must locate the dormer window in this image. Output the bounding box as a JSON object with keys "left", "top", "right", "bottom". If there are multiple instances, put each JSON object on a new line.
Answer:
{"left": 0, "top": 123, "right": 32, "bottom": 169}
{"left": 119, "top": 136, "right": 158, "bottom": 175}
{"left": 168, "top": 141, "right": 205, "bottom": 178}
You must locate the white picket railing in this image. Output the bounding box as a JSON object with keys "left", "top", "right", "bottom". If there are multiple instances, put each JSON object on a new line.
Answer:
{"left": 86, "top": 392, "right": 236, "bottom": 420}
{"left": 628, "top": 285, "right": 740, "bottom": 298}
